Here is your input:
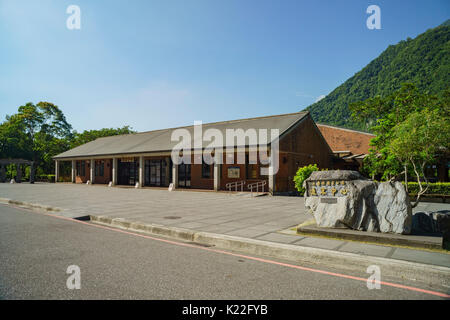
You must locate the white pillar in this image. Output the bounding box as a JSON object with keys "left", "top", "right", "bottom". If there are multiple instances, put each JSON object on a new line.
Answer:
{"left": 214, "top": 163, "right": 221, "bottom": 191}
{"left": 172, "top": 163, "right": 178, "bottom": 189}
{"left": 268, "top": 165, "right": 275, "bottom": 195}
{"left": 71, "top": 160, "right": 76, "bottom": 183}
{"left": 90, "top": 159, "right": 95, "bottom": 184}
{"left": 112, "top": 158, "right": 118, "bottom": 186}
{"left": 139, "top": 156, "right": 144, "bottom": 188}
{"left": 55, "top": 160, "right": 59, "bottom": 183}
{"left": 165, "top": 158, "right": 170, "bottom": 186}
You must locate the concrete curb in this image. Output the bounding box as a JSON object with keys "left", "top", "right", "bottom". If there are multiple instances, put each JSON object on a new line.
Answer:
{"left": 0, "top": 197, "right": 61, "bottom": 212}
{"left": 297, "top": 225, "right": 443, "bottom": 250}
{"left": 90, "top": 215, "right": 450, "bottom": 288}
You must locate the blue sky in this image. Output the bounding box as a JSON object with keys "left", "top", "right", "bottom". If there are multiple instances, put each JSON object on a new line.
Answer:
{"left": 0, "top": 0, "right": 448, "bottom": 132}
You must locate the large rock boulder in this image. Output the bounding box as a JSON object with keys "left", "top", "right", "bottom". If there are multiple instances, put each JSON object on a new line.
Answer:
{"left": 412, "top": 210, "right": 450, "bottom": 234}
{"left": 374, "top": 182, "right": 412, "bottom": 234}
{"left": 412, "top": 210, "right": 450, "bottom": 249}
{"left": 304, "top": 179, "right": 379, "bottom": 231}
{"left": 304, "top": 170, "right": 412, "bottom": 234}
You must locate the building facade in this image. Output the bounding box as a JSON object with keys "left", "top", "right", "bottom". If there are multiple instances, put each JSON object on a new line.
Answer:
{"left": 53, "top": 112, "right": 333, "bottom": 194}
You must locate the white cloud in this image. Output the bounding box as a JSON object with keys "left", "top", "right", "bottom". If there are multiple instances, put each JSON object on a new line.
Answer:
{"left": 315, "top": 94, "right": 326, "bottom": 102}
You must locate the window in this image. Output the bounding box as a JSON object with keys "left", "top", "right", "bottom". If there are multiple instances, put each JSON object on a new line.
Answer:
{"left": 202, "top": 161, "right": 211, "bottom": 179}
{"left": 81, "top": 161, "right": 85, "bottom": 176}
{"left": 76, "top": 161, "right": 81, "bottom": 176}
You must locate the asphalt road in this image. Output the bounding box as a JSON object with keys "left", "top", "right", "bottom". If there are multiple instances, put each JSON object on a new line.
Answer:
{"left": 0, "top": 204, "right": 447, "bottom": 300}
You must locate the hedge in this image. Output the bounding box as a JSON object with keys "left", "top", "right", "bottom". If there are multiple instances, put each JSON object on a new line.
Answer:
{"left": 403, "top": 182, "right": 450, "bottom": 196}
{"left": 35, "top": 174, "right": 56, "bottom": 182}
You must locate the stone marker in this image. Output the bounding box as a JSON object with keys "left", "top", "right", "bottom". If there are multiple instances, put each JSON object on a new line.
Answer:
{"left": 303, "top": 170, "right": 412, "bottom": 234}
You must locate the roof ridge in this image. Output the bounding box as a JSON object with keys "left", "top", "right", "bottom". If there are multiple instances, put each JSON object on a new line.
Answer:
{"left": 96, "top": 111, "right": 309, "bottom": 140}
{"left": 317, "top": 123, "right": 375, "bottom": 136}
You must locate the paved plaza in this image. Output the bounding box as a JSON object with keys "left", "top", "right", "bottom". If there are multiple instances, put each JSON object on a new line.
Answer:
{"left": 0, "top": 183, "right": 449, "bottom": 268}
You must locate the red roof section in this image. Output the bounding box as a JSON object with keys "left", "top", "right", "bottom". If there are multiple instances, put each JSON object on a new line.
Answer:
{"left": 317, "top": 124, "right": 375, "bottom": 155}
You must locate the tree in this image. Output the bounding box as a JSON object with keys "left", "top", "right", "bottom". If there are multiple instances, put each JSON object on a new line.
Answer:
{"left": 70, "top": 126, "right": 135, "bottom": 148}
{"left": 350, "top": 84, "right": 450, "bottom": 206}
{"left": 389, "top": 109, "right": 449, "bottom": 207}
{"left": 0, "top": 102, "right": 73, "bottom": 179}
{"left": 0, "top": 102, "right": 137, "bottom": 179}
{"left": 306, "top": 23, "right": 450, "bottom": 130}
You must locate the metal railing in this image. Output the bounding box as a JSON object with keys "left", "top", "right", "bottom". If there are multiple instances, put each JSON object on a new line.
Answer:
{"left": 226, "top": 181, "right": 246, "bottom": 192}
{"left": 247, "top": 180, "right": 267, "bottom": 195}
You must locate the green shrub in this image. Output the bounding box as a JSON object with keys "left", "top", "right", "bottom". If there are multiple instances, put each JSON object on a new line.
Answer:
{"left": 403, "top": 182, "right": 450, "bottom": 196}
{"left": 293, "top": 164, "right": 319, "bottom": 194}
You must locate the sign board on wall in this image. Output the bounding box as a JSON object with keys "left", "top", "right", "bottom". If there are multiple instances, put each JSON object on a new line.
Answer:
{"left": 227, "top": 167, "right": 240, "bottom": 179}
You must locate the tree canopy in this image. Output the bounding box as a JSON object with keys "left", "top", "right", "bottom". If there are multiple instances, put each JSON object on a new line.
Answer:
{"left": 306, "top": 22, "right": 449, "bottom": 131}
{"left": 0, "top": 102, "right": 135, "bottom": 176}
{"left": 350, "top": 84, "right": 450, "bottom": 206}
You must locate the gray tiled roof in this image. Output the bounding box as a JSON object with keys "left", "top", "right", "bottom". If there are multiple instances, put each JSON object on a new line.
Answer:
{"left": 53, "top": 111, "right": 309, "bottom": 159}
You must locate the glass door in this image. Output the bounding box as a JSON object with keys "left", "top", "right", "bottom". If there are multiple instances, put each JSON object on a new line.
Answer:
{"left": 118, "top": 158, "right": 138, "bottom": 185}
{"left": 145, "top": 159, "right": 168, "bottom": 187}
{"left": 178, "top": 164, "right": 191, "bottom": 187}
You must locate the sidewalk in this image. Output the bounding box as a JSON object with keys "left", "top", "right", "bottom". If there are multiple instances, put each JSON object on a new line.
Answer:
{"left": 1, "top": 183, "right": 449, "bottom": 271}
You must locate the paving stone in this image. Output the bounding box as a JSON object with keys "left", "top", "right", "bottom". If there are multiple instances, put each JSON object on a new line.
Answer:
{"left": 197, "top": 225, "right": 239, "bottom": 234}
{"left": 175, "top": 222, "right": 210, "bottom": 229}
{"left": 390, "top": 248, "right": 450, "bottom": 268}
{"left": 224, "top": 228, "right": 270, "bottom": 238}
{"left": 337, "top": 241, "right": 392, "bottom": 257}
{"left": 293, "top": 236, "right": 346, "bottom": 250}
{"left": 256, "top": 232, "right": 303, "bottom": 244}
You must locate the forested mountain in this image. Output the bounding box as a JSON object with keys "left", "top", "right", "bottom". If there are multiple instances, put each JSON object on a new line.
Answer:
{"left": 305, "top": 20, "right": 450, "bottom": 131}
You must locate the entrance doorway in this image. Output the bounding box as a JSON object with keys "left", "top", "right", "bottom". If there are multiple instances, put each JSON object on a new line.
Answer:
{"left": 178, "top": 163, "right": 191, "bottom": 187}
{"left": 145, "top": 159, "right": 167, "bottom": 187}
{"left": 118, "top": 158, "right": 138, "bottom": 185}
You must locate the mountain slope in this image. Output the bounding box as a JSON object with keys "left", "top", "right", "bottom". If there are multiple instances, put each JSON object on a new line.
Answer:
{"left": 305, "top": 22, "right": 450, "bottom": 131}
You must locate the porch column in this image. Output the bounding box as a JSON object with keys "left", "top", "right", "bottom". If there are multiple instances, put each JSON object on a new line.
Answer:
{"left": 268, "top": 165, "right": 276, "bottom": 195}
{"left": 16, "top": 164, "right": 22, "bottom": 183}
{"left": 90, "top": 159, "right": 95, "bottom": 184}
{"left": 139, "top": 156, "right": 144, "bottom": 188}
{"left": 172, "top": 163, "right": 178, "bottom": 189}
{"left": 55, "top": 160, "right": 59, "bottom": 183}
{"left": 214, "top": 163, "right": 221, "bottom": 191}
{"left": 165, "top": 158, "right": 170, "bottom": 186}
{"left": 71, "top": 160, "right": 76, "bottom": 183}
{"left": 112, "top": 158, "right": 118, "bottom": 185}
